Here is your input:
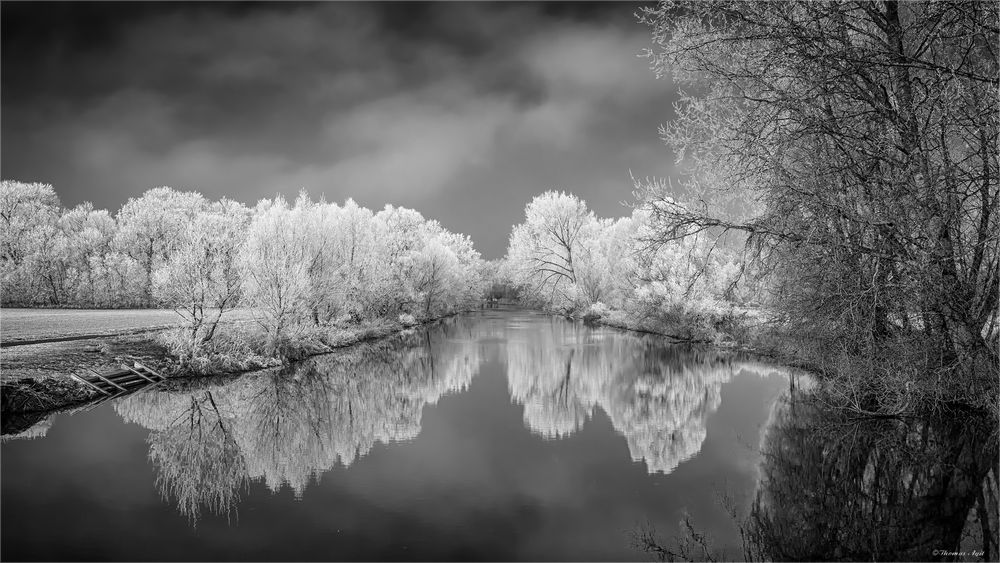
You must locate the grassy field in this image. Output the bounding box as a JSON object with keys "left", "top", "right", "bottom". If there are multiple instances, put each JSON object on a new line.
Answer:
{"left": 0, "top": 308, "right": 255, "bottom": 345}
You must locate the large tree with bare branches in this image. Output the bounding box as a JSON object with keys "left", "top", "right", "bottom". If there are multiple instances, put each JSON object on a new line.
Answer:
{"left": 637, "top": 1, "right": 998, "bottom": 393}
{"left": 506, "top": 191, "right": 598, "bottom": 309}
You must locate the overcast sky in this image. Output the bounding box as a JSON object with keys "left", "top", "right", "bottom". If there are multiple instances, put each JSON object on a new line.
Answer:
{"left": 2, "top": 1, "right": 677, "bottom": 258}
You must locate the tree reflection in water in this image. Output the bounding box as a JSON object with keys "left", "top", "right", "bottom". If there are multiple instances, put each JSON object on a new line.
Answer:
{"left": 112, "top": 313, "right": 777, "bottom": 523}
{"left": 104, "top": 312, "right": 1000, "bottom": 560}
{"left": 9, "top": 312, "right": 994, "bottom": 559}
{"left": 744, "top": 387, "right": 999, "bottom": 562}
{"left": 115, "top": 316, "right": 483, "bottom": 522}
{"left": 637, "top": 382, "right": 998, "bottom": 562}
{"left": 504, "top": 318, "right": 786, "bottom": 473}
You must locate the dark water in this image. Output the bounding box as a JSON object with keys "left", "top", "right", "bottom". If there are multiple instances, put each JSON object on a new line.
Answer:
{"left": 2, "top": 309, "right": 995, "bottom": 561}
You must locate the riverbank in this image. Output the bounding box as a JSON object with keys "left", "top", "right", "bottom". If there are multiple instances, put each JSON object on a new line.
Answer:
{"left": 0, "top": 334, "right": 179, "bottom": 420}
{"left": 580, "top": 304, "right": 998, "bottom": 416}
{"left": 0, "top": 310, "right": 473, "bottom": 417}
{"left": 572, "top": 303, "right": 791, "bottom": 356}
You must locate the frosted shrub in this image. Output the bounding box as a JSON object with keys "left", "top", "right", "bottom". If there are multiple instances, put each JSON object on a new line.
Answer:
{"left": 155, "top": 326, "right": 277, "bottom": 374}
{"left": 398, "top": 313, "right": 417, "bottom": 327}
{"left": 583, "top": 301, "right": 608, "bottom": 323}
{"left": 588, "top": 301, "right": 609, "bottom": 317}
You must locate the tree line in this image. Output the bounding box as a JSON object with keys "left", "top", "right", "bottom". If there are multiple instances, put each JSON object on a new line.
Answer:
{"left": 503, "top": 190, "right": 756, "bottom": 340}
{"left": 0, "top": 181, "right": 486, "bottom": 353}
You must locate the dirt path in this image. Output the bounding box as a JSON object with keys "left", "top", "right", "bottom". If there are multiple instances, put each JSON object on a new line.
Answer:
{"left": 0, "top": 326, "right": 175, "bottom": 348}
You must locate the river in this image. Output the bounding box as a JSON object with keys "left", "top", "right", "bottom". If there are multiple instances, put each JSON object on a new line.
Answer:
{"left": 2, "top": 308, "right": 994, "bottom": 561}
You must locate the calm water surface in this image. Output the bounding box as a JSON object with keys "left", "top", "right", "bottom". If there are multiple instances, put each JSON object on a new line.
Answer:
{"left": 6, "top": 309, "right": 988, "bottom": 561}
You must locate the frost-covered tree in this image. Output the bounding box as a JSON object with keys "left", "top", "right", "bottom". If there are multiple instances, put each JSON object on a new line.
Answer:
{"left": 154, "top": 199, "right": 250, "bottom": 353}
{"left": 372, "top": 205, "right": 431, "bottom": 315}
{"left": 506, "top": 191, "right": 598, "bottom": 310}
{"left": 0, "top": 181, "right": 61, "bottom": 304}
{"left": 239, "top": 196, "right": 312, "bottom": 351}
{"left": 0, "top": 181, "right": 60, "bottom": 263}
{"left": 93, "top": 251, "right": 144, "bottom": 307}
{"left": 326, "top": 199, "right": 381, "bottom": 320}
{"left": 288, "top": 193, "right": 341, "bottom": 326}
{"left": 419, "top": 229, "right": 485, "bottom": 316}
{"left": 505, "top": 191, "right": 745, "bottom": 316}
{"left": 58, "top": 203, "right": 117, "bottom": 306}
{"left": 412, "top": 234, "right": 461, "bottom": 316}
{"left": 114, "top": 187, "right": 206, "bottom": 306}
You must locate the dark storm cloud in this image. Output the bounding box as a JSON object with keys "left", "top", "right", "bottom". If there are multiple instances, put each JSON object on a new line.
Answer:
{"left": 1, "top": 1, "right": 675, "bottom": 258}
